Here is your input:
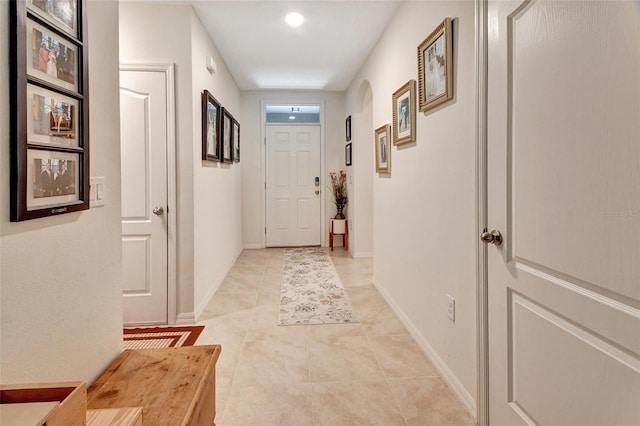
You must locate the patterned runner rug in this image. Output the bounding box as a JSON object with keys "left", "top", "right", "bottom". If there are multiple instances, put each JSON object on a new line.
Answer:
{"left": 123, "top": 325, "right": 204, "bottom": 349}
{"left": 278, "top": 247, "right": 358, "bottom": 325}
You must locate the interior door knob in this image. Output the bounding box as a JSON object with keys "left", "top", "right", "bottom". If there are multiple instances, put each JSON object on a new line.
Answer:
{"left": 480, "top": 229, "right": 502, "bottom": 245}
{"left": 315, "top": 190, "right": 320, "bottom": 195}
{"left": 153, "top": 206, "right": 164, "bottom": 216}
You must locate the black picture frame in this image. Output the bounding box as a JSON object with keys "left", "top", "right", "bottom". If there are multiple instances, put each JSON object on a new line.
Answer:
{"left": 345, "top": 143, "right": 352, "bottom": 166}
{"left": 345, "top": 115, "right": 352, "bottom": 141}
{"left": 221, "top": 108, "right": 233, "bottom": 163}
{"left": 232, "top": 118, "right": 240, "bottom": 163}
{"left": 201, "top": 90, "right": 221, "bottom": 162}
{"left": 10, "top": 0, "right": 89, "bottom": 221}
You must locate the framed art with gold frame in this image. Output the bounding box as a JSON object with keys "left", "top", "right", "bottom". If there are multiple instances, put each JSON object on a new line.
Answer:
{"left": 374, "top": 124, "right": 391, "bottom": 174}
{"left": 392, "top": 80, "right": 416, "bottom": 145}
{"left": 417, "top": 17, "right": 453, "bottom": 113}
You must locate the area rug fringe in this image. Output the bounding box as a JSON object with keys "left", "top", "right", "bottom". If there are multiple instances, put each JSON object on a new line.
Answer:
{"left": 278, "top": 247, "right": 358, "bottom": 325}
{"left": 123, "top": 325, "right": 204, "bottom": 349}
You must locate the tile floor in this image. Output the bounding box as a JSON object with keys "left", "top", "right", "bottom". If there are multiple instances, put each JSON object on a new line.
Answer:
{"left": 196, "top": 248, "right": 476, "bottom": 426}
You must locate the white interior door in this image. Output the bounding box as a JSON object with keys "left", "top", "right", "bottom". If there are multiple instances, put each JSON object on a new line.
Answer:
{"left": 266, "top": 125, "right": 321, "bottom": 247}
{"left": 487, "top": 1, "right": 640, "bottom": 424}
{"left": 120, "top": 68, "right": 169, "bottom": 325}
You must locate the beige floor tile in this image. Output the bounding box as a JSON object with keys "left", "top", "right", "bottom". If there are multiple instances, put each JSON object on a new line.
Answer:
{"left": 245, "top": 304, "right": 308, "bottom": 343}
{"left": 304, "top": 322, "right": 365, "bottom": 340}
{"left": 308, "top": 335, "right": 385, "bottom": 382}
{"left": 311, "top": 380, "right": 406, "bottom": 426}
{"left": 348, "top": 286, "right": 408, "bottom": 336}
{"left": 215, "top": 384, "right": 230, "bottom": 426}
{"left": 221, "top": 383, "right": 312, "bottom": 426}
{"left": 196, "top": 310, "right": 251, "bottom": 346}
{"left": 199, "top": 288, "right": 257, "bottom": 319}
{"left": 369, "top": 335, "right": 439, "bottom": 378}
{"left": 233, "top": 339, "right": 309, "bottom": 386}
{"left": 219, "top": 270, "right": 263, "bottom": 292}
{"left": 388, "top": 377, "right": 476, "bottom": 426}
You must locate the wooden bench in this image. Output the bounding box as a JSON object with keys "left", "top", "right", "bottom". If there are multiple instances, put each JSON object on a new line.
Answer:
{"left": 87, "top": 345, "right": 221, "bottom": 426}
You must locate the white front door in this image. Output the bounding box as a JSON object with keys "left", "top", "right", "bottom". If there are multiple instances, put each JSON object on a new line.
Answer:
{"left": 120, "top": 68, "right": 169, "bottom": 325}
{"left": 487, "top": 1, "right": 640, "bottom": 425}
{"left": 266, "top": 125, "right": 321, "bottom": 247}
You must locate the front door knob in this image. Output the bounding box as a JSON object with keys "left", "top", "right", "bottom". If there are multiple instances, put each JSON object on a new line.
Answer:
{"left": 480, "top": 229, "right": 502, "bottom": 245}
{"left": 153, "top": 206, "right": 164, "bottom": 216}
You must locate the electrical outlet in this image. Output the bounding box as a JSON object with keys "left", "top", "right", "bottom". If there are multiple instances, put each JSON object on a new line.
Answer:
{"left": 447, "top": 294, "right": 455, "bottom": 322}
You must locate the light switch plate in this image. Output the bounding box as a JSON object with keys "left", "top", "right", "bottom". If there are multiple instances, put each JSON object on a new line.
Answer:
{"left": 90, "top": 177, "right": 106, "bottom": 207}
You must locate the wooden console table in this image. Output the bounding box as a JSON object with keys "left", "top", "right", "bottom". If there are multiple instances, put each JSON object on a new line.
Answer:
{"left": 88, "top": 345, "right": 221, "bottom": 426}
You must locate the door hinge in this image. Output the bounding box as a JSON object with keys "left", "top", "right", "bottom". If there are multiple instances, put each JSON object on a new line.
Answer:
{"left": 264, "top": 137, "right": 266, "bottom": 144}
{"left": 264, "top": 182, "right": 266, "bottom": 190}
{"left": 265, "top": 226, "right": 267, "bottom": 235}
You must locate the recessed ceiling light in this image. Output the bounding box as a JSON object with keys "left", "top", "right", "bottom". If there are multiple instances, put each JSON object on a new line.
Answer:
{"left": 285, "top": 12, "right": 304, "bottom": 28}
{"left": 289, "top": 115, "right": 296, "bottom": 120}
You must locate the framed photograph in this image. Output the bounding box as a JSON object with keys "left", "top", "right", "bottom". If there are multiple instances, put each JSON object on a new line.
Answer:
{"left": 10, "top": 0, "right": 89, "bottom": 221}
{"left": 26, "top": 19, "right": 79, "bottom": 92}
{"left": 26, "top": 0, "right": 79, "bottom": 39}
{"left": 346, "top": 115, "right": 352, "bottom": 141}
{"left": 221, "top": 108, "right": 233, "bottom": 163}
{"left": 392, "top": 80, "right": 416, "bottom": 145}
{"left": 232, "top": 118, "right": 240, "bottom": 162}
{"left": 201, "top": 90, "right": 221, "bottom": 162}
{"left": 27, "top": 149, "right": 80, "bottom": 211}
{"left": 374, "top": 124, "right": 391, "bottom": 174}
{"left": 27, "top": 84, "right": 79, "bottom": 147}
{"left": 345, "top": 143, "right": 352, "bottom": 166}
{"left": 418, "top": 17, "right": 453, "bottom": 113}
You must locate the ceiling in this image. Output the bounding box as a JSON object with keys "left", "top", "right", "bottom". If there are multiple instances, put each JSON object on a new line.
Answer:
{"left": 155, "top": 0, "right": 402, "bottom": 91}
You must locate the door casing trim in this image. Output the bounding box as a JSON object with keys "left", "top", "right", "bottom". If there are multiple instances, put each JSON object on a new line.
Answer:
{"left": 120, "top": 63, "right": 177, "bottom": 325}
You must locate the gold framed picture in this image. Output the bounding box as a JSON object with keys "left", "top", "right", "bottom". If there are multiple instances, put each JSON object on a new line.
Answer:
{"left": 392, "top": 80, "right": 416, "bottom": 145}
{"left": 417, "top": 18, "right": 453, "bottom": 113}
{"left": 374, "top": 124, "right": 391, "bottom": 174}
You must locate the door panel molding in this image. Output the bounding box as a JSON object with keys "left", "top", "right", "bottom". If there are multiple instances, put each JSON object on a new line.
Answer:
{"left": 120, "top": 63, "right": 176, "bottom": 325}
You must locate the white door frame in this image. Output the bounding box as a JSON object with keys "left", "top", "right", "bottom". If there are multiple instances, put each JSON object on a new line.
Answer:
{"left": 474, "top": 1, "right": 489, "bottom": 425}
{"left": 259, "top": 100, "right": 326, "bottom": 248}
{"left": 120, "top": 63, "right": 177, "bottom": 324}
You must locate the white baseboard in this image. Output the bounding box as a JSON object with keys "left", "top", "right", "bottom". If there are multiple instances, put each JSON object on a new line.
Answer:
{"left": 175, "top": 312, "right": 196, "bottom": 325}
{"left": 243, "top": 243, "right": 263, "bottom": 249}
{"left": 372, "top": 277, "right": 477, "bottom": 420}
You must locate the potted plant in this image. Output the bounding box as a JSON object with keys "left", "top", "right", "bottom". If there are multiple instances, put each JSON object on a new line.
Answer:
{"left": 329, "top": 170, "right": 348, "bottom": 219}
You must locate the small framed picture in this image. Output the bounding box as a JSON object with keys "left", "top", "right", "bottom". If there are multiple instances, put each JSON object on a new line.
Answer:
{"left": 27, "top": 0, "right": 78, "bottom": 38}
{"left": 201, "top": 90, "right": 221, "bottom": 162}
{"left": 345, "top": 143, "right": 352, "bottom": 166}
{"left": 26, "top": 149, "right": 80, "bottom": 211}
{"left": 392, "top": 80, "right": 416, "bottom": 145}
{"left": 232, "top": 118, "right": 240, "bottom": 162}
{"left": 26, "top": 18, "right": 79, "bottom": 93}
{"left": 346, "top": 115, "right": 352, "bottom": 141}
{"left": 418, "top": 18, "right": 453, "bottom": 113}
{"left": 374, "top": 124, "right": 391, "bottom": 174}
{"left": 27, "top": 84, "right": 80, "bottom": 147}
{"left": 221, "top": 108, "right": 233, "bottom": 163}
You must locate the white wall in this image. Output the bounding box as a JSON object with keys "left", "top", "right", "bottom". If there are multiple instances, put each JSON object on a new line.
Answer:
{"left": 119, "top": 3, "right": 243, "bottom": 321}
{"left": 190, "top": 11, "right": 243, "bottom": 317}
{"left": 241, "top": 91, "right": 345, "bottom": 249}
{"left": 345, "top": 0, "right": 478, "bottom": 413}
{"left": 0, "top": 1, "right": 123, "bottom": 384}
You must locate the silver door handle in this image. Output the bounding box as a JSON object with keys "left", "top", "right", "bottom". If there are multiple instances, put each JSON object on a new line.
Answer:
{"left": 480, "top": 229, "right": 502, "bottom": 245}
{"left": 315, "top": 190, "right": 320, "bottom": 195}
{"left": 153, "top": 206, "right": 164, "bottom": 216}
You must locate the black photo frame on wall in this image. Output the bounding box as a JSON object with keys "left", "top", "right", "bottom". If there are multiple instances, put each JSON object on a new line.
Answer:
{"left": 10, "top": 0, "right": 90, "bottom": 221}
{"left": 346, "top": 115, "right": 352, "bottom": 141}
{"left": 201, "top": 90, "right": 221, "bottom": 162}
{"left": 220, "top": 108, "right": 233, "bottom": 163}
{"left": 232, "top": 118, "right": 240, "bottom": 163}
